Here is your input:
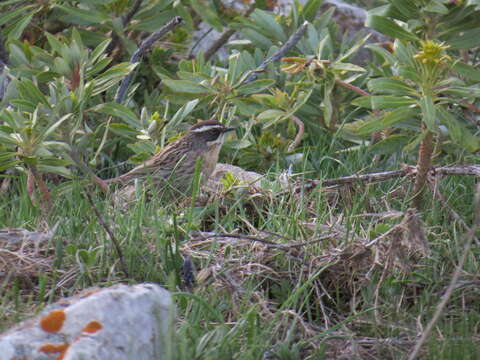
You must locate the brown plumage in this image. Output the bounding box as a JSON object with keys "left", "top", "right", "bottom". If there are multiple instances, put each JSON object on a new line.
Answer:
{"left": 108, "top": 120, "right": 234, "bottom": 204}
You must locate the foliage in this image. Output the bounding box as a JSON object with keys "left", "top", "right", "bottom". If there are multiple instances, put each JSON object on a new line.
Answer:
{"left": 0, "top": 0, "right": 480, "bottom": 358}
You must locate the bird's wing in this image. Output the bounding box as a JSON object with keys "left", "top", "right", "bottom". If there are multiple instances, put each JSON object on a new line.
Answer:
{"left": 116, "top": 139, "right": 189, "bottom": 182}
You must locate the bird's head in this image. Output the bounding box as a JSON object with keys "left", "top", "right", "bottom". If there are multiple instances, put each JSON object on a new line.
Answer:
{"left": 189, "top": 120, "right": 235, "bottom": 149}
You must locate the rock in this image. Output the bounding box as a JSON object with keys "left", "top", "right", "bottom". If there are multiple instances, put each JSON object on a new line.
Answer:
{"left": 210, "top": 163, "right": 263, "bottom": 185}
{"left": 0, "top": 283, "right": 174, "bottom": 360}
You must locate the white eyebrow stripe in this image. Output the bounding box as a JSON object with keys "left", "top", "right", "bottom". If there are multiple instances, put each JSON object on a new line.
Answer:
{"left": 191, "top": 125, "right": 224, "bottom": 133}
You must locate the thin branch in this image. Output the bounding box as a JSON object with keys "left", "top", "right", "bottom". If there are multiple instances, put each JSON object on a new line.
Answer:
{"left": 204, "top": 28, "right": 237, "bottom": 62}
{"left": 203, "top": 3, "right": 256, "bottom": 61}
{"left": 408, "top": 183, "right": 480, "bottom": 360}
{"left": 115, "top": 16, "right": 183, "bottom": 104}
{"left": 321, "top": 168, "right": 412, "bottom": 187}
{"left": 190, "top": 232, "right": 336, "bottom": 251}
{"left": 433, "top": 164, "right": 480, "bottom": 177}
{"left": 122, "top": 0, "right": 143, "bottom": 25}
{"left": 244, "top": 21, "right": 309, "bottom": 84}
{"left": 336, "top": 78, "right": 370, "bottom": 97}
{"left": 287, "top": 115, "right": 305, "bottom": 152}
{"left": 106, "top": 0, "right": 144, "bottom": 55}
{"left": 83, "top": 189, "right": 130, "bottom": 278}
{"left": 336, "top": 78, "right": 381, "bottom": 116}
{"left": 188, "top": 28, "right": 214, "bottom": 59}
{"left": 302, "top": 165, "right": 480, "bottom": 188}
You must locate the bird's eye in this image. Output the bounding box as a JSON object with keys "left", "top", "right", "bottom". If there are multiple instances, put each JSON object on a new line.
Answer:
{"left": 208, "top": 129, "right": 221, "bottom": 140}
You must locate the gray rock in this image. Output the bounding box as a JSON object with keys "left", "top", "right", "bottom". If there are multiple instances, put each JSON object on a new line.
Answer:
{"left": 0, "top": 283, "right": 174, "bottom": 360}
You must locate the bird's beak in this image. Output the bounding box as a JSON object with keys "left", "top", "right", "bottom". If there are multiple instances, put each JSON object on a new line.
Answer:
{"left": 223, "top": 127, "right": 235, "bottom": 133}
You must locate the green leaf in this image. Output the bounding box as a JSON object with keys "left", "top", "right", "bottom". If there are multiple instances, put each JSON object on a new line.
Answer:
{"left": 366, "top": 15, "right": 418, "bottom": 41}
{"left": 356, "top": 108, "right": 417, "bottom": 136}
{"left": 353, "top": 95, "right": 416, "bottom": 110}
{"left": 91, "top": 103, "right": 139, "bottom": 128}
{"left": 441, "top": 86, "right": 480, "bottom": 99}
{"left": 447, "top": 28, "right": 480, "bottom": 49}
{"left": 90, "top": 38, "right": 111, "bottom": 63}
{"left": 424, "top": 1, "right": 448, "bottom": 15}
{"left": 55, "top": 5, "right": 110, "bottom": 25}
{"left": 91, "top": 62, "right": 136, "bottom": 95}
{"left": 110, "top": 123, "right": 139, "bottom": 137}
{"left": 331, "top": 63, "right": 366, "bottom": 73}
{"left": 365, "top": 44, "right": 396, "bottom": 65}
{"left": 162, "top": 79, "right": 210, "bottom": 94}
{"left": 38, "top": 165, "right": 72, "bottom": 178}
{"left": 240, "top": 29, "right": 273, "bottom": 49}
{"left": 371, "top": 96, "right": 416, "bottom": 110}
{"left": 301, "top": 0, "right": 323, "bottom": 22}
{"left": 45, "top": 32, "right": 63, "bottom": 53}
{"left": 0, "top": 151, "right": 19, "bottom": 171}
{"left": 236, "top": 79, "right": 275, "bottom": 96}
{"left": 0, "top": 4, "right": 35, "bottom": 26}
{"left": 128, "top": 9, "right": 174, "bottom": 32}
{"left": 257, "top": 109, "right": 286, "bottom": 121}
{"left": 0, "top": 159, "right": 19, "bottom": 171}
{"left": 169, "top": 99, "right": 200, "bottom": 127}
{"left": 370, "top": 134, "right": 411, "bottom": 155}
{"left": 389, "top": 0, "right": 419, "bottom": 19}
{"left": 367, "top": 78, "right": 415, "bottom": 95}
{"left": 189, "top": 0, "right": 223, "bottom": 32}
{"left": 420, "top": 96, "right": 436, "bottom": 131}
{"left": 230, "top": 98, "right": 263, "bottom": 117}
{"left": 437, "top": 107, "right": 480, "bottom": 152}
{"left": 43, "top": 114, "right": 72, "bottom": 140}
{"left": 452, "top": 62, "right": 480, "bottom": 82}
{"left": 351, "top": 96, "right": 372, "bottom": 109}
{"left": 6, "top": 11, "right": 36, "bottom": 40}
{"left": 251, "top": 9, "right": 287, "bottom": 43}
{"left": 16, "top": 79, "right": 50, "bottom": 108}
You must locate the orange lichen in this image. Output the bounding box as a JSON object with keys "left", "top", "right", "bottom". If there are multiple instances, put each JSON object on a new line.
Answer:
{"left": 79, "top": 288, "right": 100, "bottom": 298}
{"left": 82, "top": 320, "right": 103, "bottom": 333}
{"left": 56, "top": 350, "right": 68, "bottom": 360}
{"left": 40, "top": 309, "right": 66, "bottom": 333}
{"left": 39, "top": 343, "right": 69, "bottom": 353}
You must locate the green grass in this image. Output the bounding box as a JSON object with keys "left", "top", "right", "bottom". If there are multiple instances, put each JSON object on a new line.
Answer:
{"left": 1, "top": 146, "right": 479, "bottom": 359}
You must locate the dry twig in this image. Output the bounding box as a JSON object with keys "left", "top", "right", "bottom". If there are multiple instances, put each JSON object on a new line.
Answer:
{"left": 301, "top": 165, "right": 480, "bottom": 189}
{"left": 244, "top": 21, "right": 309, "bottom": 84}
{"left": 190, "top": 231, "right": 337, "bottom": 250}
{"left": 116, "top": 16, "right": 183, "bottom": 104}
{"left": 203, "top": 3, "right": 256, "bottom": 61}
{"left": 106, "top": 0, "right": 144, "bottom": 55}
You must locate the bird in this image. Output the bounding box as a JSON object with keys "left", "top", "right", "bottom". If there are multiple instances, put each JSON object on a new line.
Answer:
{"left": 106, "top": 120, "right": 235, "bottom": 205}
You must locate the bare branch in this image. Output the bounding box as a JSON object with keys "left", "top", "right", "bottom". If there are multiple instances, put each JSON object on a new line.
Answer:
{"left": 302, "top": 165, "right": 480, "bottom": 189}
{"left": 203, "top": 3, "right": 256, "bottom": 61}
{"left": 106, "top": 0, "right": 144, "bottom": 55}
{"left": 115, "top": 16, "right": 183, "bottom": 104}
{"left": 190, "top": 232, "right": 337, "bottom": 251}
{"left": 244, "top": 21, "right": 309, "bottom": 84}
